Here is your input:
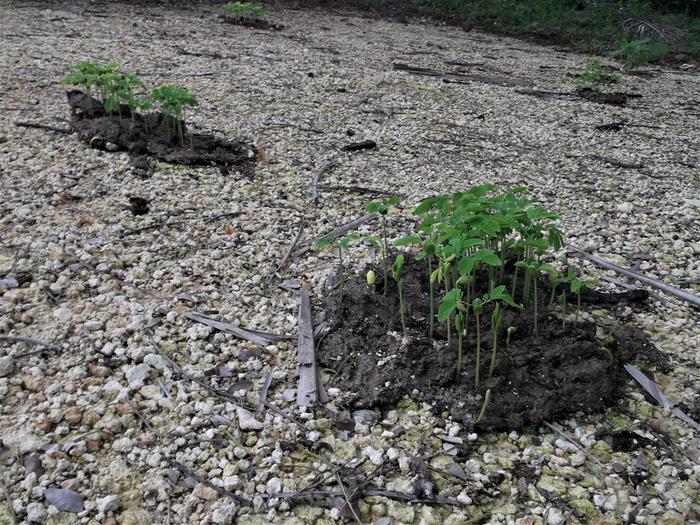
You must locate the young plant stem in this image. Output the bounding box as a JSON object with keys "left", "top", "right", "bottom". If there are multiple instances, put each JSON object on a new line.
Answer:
{"left": 338, "top": 244, "right": 344, "bottom": 307}
{"left": 382, "top": 217, "right": 388, "bottom": 296}
{"left": 576, "top": 292, "right": 581, "bottom": 324}
{"left": 511, "top": 257, "right": 519, "bottom": 298}
{"left": 488, "top": 304, "right": 501, "bottom": 378}
{"left": 532, "top": 273, "right": 539, "bottom": 337}
{"left": 428, "top": 255, "right": 434, "bottom": 340}
{"left": 397, "top": 279, "right": 407, "bottom": 338}
{"left": 456, "top": 312, "right": 464, "bottom": 375}
{"left": 474, "top": 308, "right": 481, "bottom": 389}
{"left": 445, "top": 271, "right": 452, "bottom": 347}
{"left": 474, "top": 389, "right": 491, "bottom": 425}
{"left": 560, "top": 291, "right": 567, "bottom": 330}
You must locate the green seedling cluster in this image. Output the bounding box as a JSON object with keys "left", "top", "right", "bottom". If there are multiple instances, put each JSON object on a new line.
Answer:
{"left": 62, "top": 61, "right": 198, "bottom": 145}
{"left": 397, "top": 184, "right": 571, "bottom": 388}
{"left": 224, "top": 2, "right": 267, "bottom": 22}
{"left": 577, "top": 58, "right": 620, "bottom": 90}
{"left": 316, "top": 184, "right": 600, "bottom": 415}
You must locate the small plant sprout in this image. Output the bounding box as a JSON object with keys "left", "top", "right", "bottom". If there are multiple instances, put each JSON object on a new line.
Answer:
{"left": 474, "top": 389, "right": 491, "bottom": 425}
{"left": 506, "top": 325, "right": 516, "bottom": 345}
{"left": 224, "top": 2, "right": 267, "bottom": 22}
{"left": 488, "top": 303, "right": 502, "bottom": 379}
{"left": 149, "top": 85, "right": 198, "bottom": 144}
{"left": 316, "top": 232, "right": 358, "bottom": 306}
{"left": 515, "top": 260, "right": 554, "bottom": 336}
{"left": 438, "top": 287, "right": 467, "bottom": 374}
{"left": 577, "top": 58, "right": 620, "bottom": 90}
{"left": 570, "top": 275, "right": 597, "bottom": 324}
{"left": 366, "top": 195, "right": 400, "bottom": 295}
{"left": 471, "top": 286, "right": 519, "bottom": 389}
{"left": 396, "top": 234, "right": 436, "bottom": 338}
{"left": 366, "top": 270, "right": 376, "bottom": 286}
{"left": 391, "top": 254, "right": 408, "bottom": 339}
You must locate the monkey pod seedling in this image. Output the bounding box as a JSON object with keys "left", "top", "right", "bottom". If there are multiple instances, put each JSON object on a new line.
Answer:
{"left": 318, "top": 183, "right": 661, "bottom": 431}
{"left": 223, "top": 2, "right": 268, "bottom": 26}
{"left": 63, "top": 62, "right": 199, "bottom": 146}
{"left": 149, "top": 85, "right": 198, "bottom": 144}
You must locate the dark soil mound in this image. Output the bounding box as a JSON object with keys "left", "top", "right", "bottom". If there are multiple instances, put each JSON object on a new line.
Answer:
{"left": 66, "top": 91, "right": 256, "bottom": 175}
{"left": 317, "top": 255, "right": 666, "bottom": 431}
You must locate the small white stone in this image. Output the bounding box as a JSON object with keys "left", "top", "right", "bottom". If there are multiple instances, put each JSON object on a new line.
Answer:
{"left": 0, "top": 356, "right": 15, "bottom": 378}
{"left": 96, "top": 495, "right": 120, "bottom": 513}
{"left": 363, "top": 446, "right": 383, "bottom": 466}
{"left": 26, "top": 502, "right": 47, "bottom": 523}
{"left": 236, "top": 407, "right": 263, "bottom": 431}
{"left": 457, "top": 491, "right": 472, "bottom": 505}
{"left": 125, "top": 363, "right": 151, "bottom": 389}
{"left": 266, "top": 477, "right": 281, "bottom": 495}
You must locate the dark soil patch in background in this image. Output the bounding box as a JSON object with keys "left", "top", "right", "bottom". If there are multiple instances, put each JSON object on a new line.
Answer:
{"left": 66, "top": 90, "right": 256, "bottom": 175}
{"left": 317, "top": 255, "right": 667, "bottom": 431}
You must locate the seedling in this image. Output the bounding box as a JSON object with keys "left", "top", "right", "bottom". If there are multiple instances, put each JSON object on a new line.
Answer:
{"left": 570, "top": 275, "right": 597, "bottom": 324}
{"left": 474, "top": 389, "right": 491, "bottom": 425}
{"left": 316, "top": 232, "right": 359, "bottom": 307}
{"left": 577, "top": 58, "right": 620, "bottom": 90}
{"left": 62, "top": 62, "right": 148, "bottom": 120}
{"left": 366, "top": 195, "right": 400, "bottom": 295}
{"left": 438, "top": 287, "right": 466, "bottom": 374}
{"left": 506, "top": 325, "right": 516, "bottom": 345}
{"left": 488, "top": 303, "right": 502, "bottom": 379}
{"left": 366, "top": 270, "right": 376, "bottom": 286}
{"left": 391, "top": 254, "right": 408, "bottom": 339}
{"left": 224, "top": 2, "right": 267, "bottom": 22}
{"left": 515, "top": 260, "right": 554, "bottom": 336}
{"left": 149, "top": 85, "right": 198, "bottom": 144}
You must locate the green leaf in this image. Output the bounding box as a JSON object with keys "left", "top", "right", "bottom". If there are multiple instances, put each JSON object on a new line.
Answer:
{"left": 473, "top": 250, "right": 501, "bottom": 267}
{"left": 394, "top": 235, "right": 421, "bottom": 247}
{"left": 438, "top": 288, "right": 462, "bottom": 322}
{"left": 391, "top": 254, "right": 404, "bottom": 281}
{"left": 414, "top": 196, "right": 442, "bottom": 215}
{"left": 458, "top": 256, "right": 475, "bottom": 276}
{"left": 315, "top": 237, "right": 333, "bottom": 250}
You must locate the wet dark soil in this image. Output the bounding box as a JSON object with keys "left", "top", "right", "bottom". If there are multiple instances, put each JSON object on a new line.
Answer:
{"left": 317, "top": 255, "right": 667, "bottom": 431}
{"left": 66, "top": 90, "right": 256, "bottom": 175}
{"left": 220, "top": 14, "right": 284, "bottom": 30}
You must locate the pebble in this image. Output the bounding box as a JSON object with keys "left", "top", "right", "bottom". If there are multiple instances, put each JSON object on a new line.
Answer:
{"left": 0, "top": 356, "right": 14, "bottom": 378}
{"left": 25, "top": 502, "right": 47, "bottom": 523}
{"left": 96, "top": 495, "right": 120, "bottom": 513}
{"left": 236, "top": 407, "right": 263, "bottom": 430}
{"left": 125, "top": 364, "right": 152, "bottom": 389}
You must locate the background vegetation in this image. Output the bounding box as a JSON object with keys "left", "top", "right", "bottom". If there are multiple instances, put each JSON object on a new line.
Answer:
{"left": 293, "top": 0, "right": 700, "bottom": 59}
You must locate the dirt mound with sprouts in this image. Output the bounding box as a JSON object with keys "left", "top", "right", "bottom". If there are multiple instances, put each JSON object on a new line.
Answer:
{"left": 318, "top": 255, "right": 667, "bottom": 431}
{"left": 67, "top": 90, "right": 256, "bottom": 174}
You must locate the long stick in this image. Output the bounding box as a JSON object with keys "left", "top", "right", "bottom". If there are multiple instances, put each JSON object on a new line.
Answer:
{"left": 567, "top": 245, "right": 700, "bottom": 308}
{"left": 14, "top": 121, "right": 72, "bottom": 134}
{"left": 310, "top": 159, "right": 337, "bottom": 204}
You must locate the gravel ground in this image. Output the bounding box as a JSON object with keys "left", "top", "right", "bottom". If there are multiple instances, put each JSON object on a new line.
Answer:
{"left": 1, "top": 1, "right": 699, "bottom": 524}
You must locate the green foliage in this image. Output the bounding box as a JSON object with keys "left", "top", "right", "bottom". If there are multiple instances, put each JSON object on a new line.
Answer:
{"left": 63, "top": 62, "right": 199, "bottom": 143}
{"left": 408, "top": 0, "right": 699, "bottom": 58}
{"left": 224, "top": 2, "right": 267, "bottom": 20}
{"left": 577, "top": 58, "right": 620, "bottom": 90}
{"left": 618, "top": 38, "right": 670, "bottom": 69}
{"left": 62, "top": 61, "right": 146, "bottom": 116}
